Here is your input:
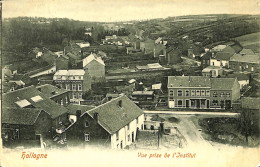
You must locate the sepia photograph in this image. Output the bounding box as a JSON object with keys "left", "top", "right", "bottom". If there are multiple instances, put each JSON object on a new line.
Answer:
{"left": 0, "top": 0, "right": 260, "bottom": 166}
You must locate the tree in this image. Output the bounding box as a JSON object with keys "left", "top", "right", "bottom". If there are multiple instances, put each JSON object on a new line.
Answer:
{"left": 238, "top": 109, "right": 256, "bottom": 144}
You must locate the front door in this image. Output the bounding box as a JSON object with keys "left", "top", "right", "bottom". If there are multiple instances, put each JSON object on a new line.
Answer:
{"left": 169, "top": 100, "right": 175, "bottom": 108}
{"left": 186, "top": 100, "right": 189, "bottom": 108}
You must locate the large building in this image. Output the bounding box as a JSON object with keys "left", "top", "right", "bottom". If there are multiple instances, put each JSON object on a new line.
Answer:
{"left": 82, "top": 53, "right": 105, "bottom": 82}
{"left": 66, "top": 96, "right": 144, "bottom": 149}
{"left": 53, "top": 70, "right": 91, "bottom": 103}
{"left": 167, "top": 76, "right": 240, "bottom": 109}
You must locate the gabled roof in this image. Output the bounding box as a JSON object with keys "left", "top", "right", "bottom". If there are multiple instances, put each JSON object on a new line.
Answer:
{"left": 2, "top": 108, "right": 47, "bottom": 125}
{"left": 2, "top": 86, "right": 68, "bottom": 119}
{"left": 239, "top": 49, "right": 255, "bottom": 55}
{"left": 214, "top": 52, "right": 234, "bottom": 61}
{"left": 230, "top": 54, "right": 260, "bottom": 63}
{"left": 81, "top": 96, "right": 144, "bottom": 134}
{"left": 36, "top": 84, "right": 68, "bottom": 98}
{"left": 83, "top": 53, "right": 105, "bottom": 67}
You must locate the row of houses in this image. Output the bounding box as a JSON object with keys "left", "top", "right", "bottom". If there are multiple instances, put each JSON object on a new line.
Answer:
{"left": 2, "top": 84, "right": 145, "bottom": 149}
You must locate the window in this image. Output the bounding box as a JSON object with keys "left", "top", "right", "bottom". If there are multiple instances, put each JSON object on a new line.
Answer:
{"left": 78, "top": 84, "right": 82, "bottom": 90}
{"left": 127, "top": 124, "right": 130, "bottom": 130}
{"left": 79, "top": 76, "right": 82, "bottom": 79}
{"left": 73, "top": 93, "right": 77, "bottom": 99}
{"left": 72, "top": 84, "right": 77, "bottom": 90}
{"left": 251, "top": 67, "right": 254, "bottom": 72}
{"left": 169, "top": 90, "right": 174, "bottom": 96}
{"left": 226, "top": 92, "right": 230, "bottom": 98}
{"left": 220, "top": 92, "right": 224, "bottom": 97}
{"left": 246, "top": 65, "right": 248, "bottom": 68}
{"left": 196, "top": 90, "right": 200, "bottom": 96}
{"left": 213, "top": 92, "right": 217, "bottom": 97}
{"left": 169, "top": 96, "right": 174, "bottom": 101}
{"left": 61, "top": 99, "right": 64, "bottom": 105}
{"left": 191, "top": 90, "right": 195, "bottom": 96}
{"left": 177, "top": 90, "right": 183, "bottom": 96}
{"left": 73, "top": 76, "right": 76, "bottom": 80}
{"left": 212, "top": 100, "right": 218, "bottom": 106}
{"left": 84, "top": 133, "right": 90, "bottom": 141}
{"left": 185, "top": 90, "right": 190, "bottom": 96}
{"left": 66, "top": 84, "right": 70, "bottom": 90}
{"left": 85, "top": 121, "right": 89, "bottom": 127}
{"left": 78, "top": 93, "right": 82, "bottom": 99}
{"left": 136, "top": 118, "right": 138, "bottom": 124}
{"left": 116, "top": 131, "right": 119, "bottom": 141}
{"left": 206, "top": 90, "right": 210, "bottom": 96}
{"left": 201, "top": 90, "right": 205, "bottom": 96}
{"left": 177, "top": 100, "right": 183, "bottom": 107}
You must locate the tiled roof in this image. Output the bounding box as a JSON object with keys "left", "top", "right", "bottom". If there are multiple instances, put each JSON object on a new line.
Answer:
{"left": 239, "top": 49, "right": 255, "bottom": 55}
{"left": 36, "top": 84, "right": 68, "bottom": 98}
{"left": 214, "top": 52, "right": 234, "bottom": 61}
{"left": 25, "top": 64, "right": 55, "bottom": 77}
{"left": 210, "top": 78, "right": 236, "bottom": 90}
{"left": 168, "top": 76, "right": 237, "bottom": 90}
{"left": 230, "top": 54, "right": 260, "bottom": 63}
{"left": 82, "top": 96, "right": 144, "bottom": 134}
{"left": 168, "top": 76, "right": 211, "bottom": 88}
{"left": 2, "top": 108, "right": 46, "bottom": 125}
{"left": 2, "top": 86, "right": 68, "bottom": 119}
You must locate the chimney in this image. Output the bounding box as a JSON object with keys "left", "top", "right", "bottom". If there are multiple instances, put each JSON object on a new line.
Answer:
{"left": 118, "top": 100, "right": 123, "bottom": 108}
{"left": 76, "top": 110, "right": 81, "bottom": 120}
{"left": 93, "top": 112, "right": 99, "bottom": 121}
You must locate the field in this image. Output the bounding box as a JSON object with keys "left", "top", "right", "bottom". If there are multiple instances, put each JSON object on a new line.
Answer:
{"left": 235, "top": 32, "right": 260, "bottom": 53}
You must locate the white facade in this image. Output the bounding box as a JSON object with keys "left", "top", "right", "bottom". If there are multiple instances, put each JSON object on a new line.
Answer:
{"left": 238, "top": 80, "right": 249, "bottom": 90}
{"left": 110, "top": 114, "right": 144, "bottom": 149}
{"left": 210, "top": 58, "right": 228, "bottom": 67}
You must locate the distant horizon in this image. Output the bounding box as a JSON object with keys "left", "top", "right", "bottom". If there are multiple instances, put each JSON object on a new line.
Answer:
{"left": 2, "top": 0, "right": 260, "bottom": 22}
{"left": 3, "top": 13, "right": 260, "bottom": 23}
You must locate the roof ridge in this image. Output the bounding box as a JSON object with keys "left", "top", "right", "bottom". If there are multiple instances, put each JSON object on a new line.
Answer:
{"left": 81, "top": 95, "right": 124, "bottom": 117}
{"left": 3, "top": 85, "right": 35, "bottom": 95}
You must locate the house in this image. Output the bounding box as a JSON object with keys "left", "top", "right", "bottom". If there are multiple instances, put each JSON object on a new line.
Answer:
{"left": 2, "top": 65, "right": 18, "bottom": 79}
{"left": 167, "top": 76, "right": 240, "bottom": 109}
{"left": 210, "top": 45, "right": 242, "bottom": 67}
{"left": 131, "top": 91, "right": 155, "bottom": 103}
{"left": 53, "top": 70, "right": 92, "bottom": 103}
{"left": 36, "top": 84, "right": 70, "bottom": 106}
{"left": 201, "top": 52, "right": 212, "bottom": 68}
{"left": 66, "top": 96, "right": 145, "bottom": 149}
{"left": 82, "top": 53, "right": 105, "bottom": 82}
{"left": 56, "top": 55, "right": 69, "bottom": 70}
{"left": 1, "top": 108, "right": 52, "bottom": 148}
{"left": 2, "top": 86, "right": 70, "bottom": 129}
{"left": 210, "top": 52, "right": 233, "bottom": 67}
{"left": 229, "top": 53, "right": 260, "bottom": 73}
{"left": 226, "top": 73, "right": 250, "bottom": 90}
{"left": 76, "top": 42, "right": 90, "bottom": 48}
{"left": 166, "top": 47, "right": 182, "bottom": 64}
{"left": 8, "top": 74, "right": 32, "bottom": 87}
{"left": 140, "top": 39, "right": 154, "bottom": 54}
{"left": 202, "top": 66, "right": 223, "bottom": 78}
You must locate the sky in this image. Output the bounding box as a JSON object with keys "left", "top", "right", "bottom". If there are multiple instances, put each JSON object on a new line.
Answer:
{"left": 2, "top": 0, "right": 260, "bottom": 22}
